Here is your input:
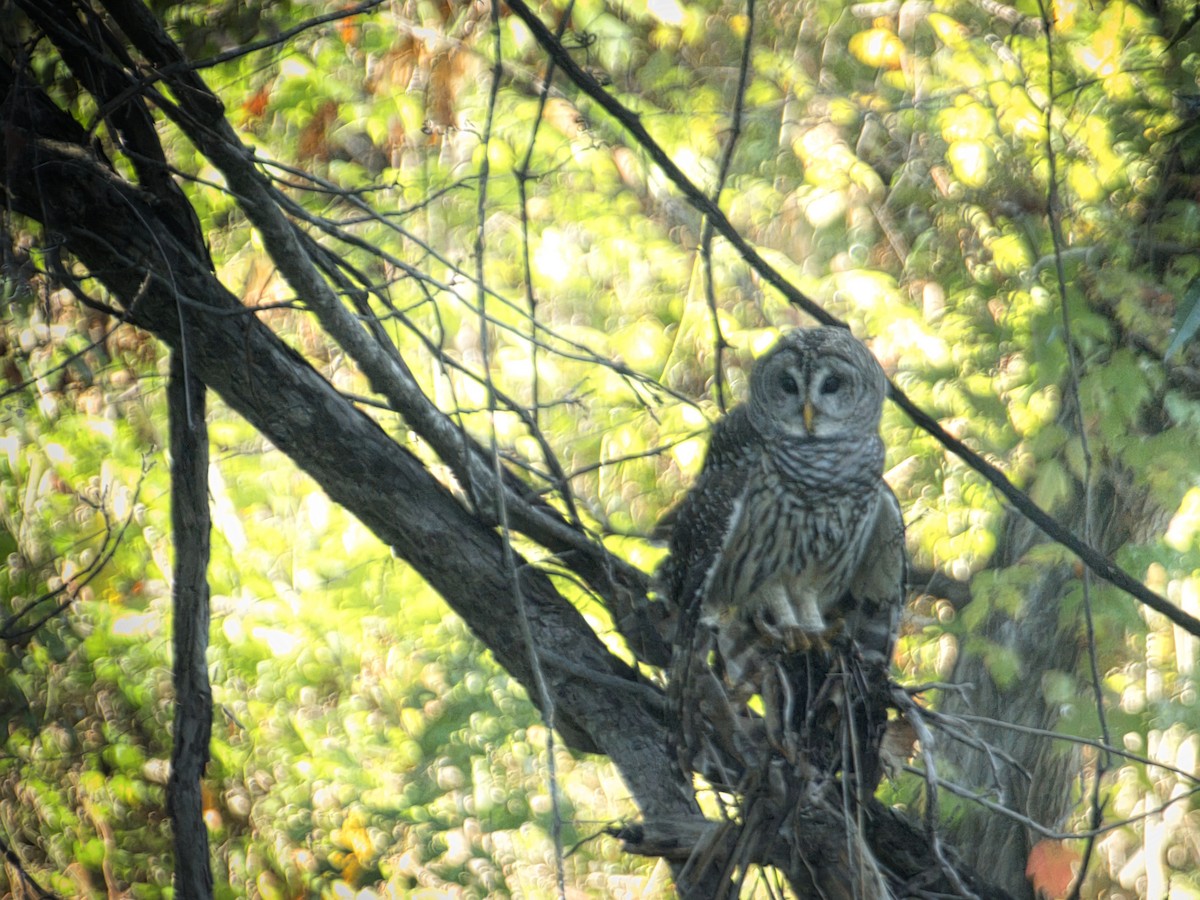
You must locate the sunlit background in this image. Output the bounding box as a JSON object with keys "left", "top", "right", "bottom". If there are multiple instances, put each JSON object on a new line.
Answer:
{"left": 5, "top": 0, "right": 1200, "bottom": 896}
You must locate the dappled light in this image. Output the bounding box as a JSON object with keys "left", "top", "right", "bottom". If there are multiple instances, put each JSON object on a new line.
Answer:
{"left": 4, "top": 0, "right": 1200, "bottom": 896}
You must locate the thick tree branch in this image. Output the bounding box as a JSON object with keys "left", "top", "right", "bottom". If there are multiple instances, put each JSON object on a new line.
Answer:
{"left": 0, "top": 85, "right": 702, "bottom": 826}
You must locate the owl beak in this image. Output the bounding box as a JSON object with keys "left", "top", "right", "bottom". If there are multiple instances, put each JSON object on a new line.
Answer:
{"left": 803, "top": 401, "right": 815, "bottom": 432}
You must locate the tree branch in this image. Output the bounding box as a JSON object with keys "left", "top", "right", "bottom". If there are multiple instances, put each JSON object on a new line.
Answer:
{"left": 501, "top": 0, "right": 1200, "bottom": 640}
{"left": 166, "top": 351, "right": 214, "bottom": 899}
{"left": 0, "top": 80, "right": 699, "bottom": 824}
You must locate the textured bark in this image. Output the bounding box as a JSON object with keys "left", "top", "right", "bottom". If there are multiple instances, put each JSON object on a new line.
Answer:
{"left": 167, "top": 352, "right": 214, "bottom": 899}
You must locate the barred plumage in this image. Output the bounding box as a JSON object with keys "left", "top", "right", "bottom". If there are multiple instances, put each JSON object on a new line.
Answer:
{"left": 659, "top": 326, "right": 906, "bottom": 780}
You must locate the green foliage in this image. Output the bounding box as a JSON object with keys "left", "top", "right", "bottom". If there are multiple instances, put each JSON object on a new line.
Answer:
{"left": 1168, "top": 276, "right": 1200, "bottom": 359}
{"left": 9, "top": 0, "right": 1200, "bottom": 894}
{"left": 0, "top": 302, "right": 650, "bottom": 895}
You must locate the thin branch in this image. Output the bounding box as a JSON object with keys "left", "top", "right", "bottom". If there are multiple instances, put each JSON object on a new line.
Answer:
{"left": 894, "top": 691, "right": 980, "bottom": 899}
{"left": 255, "top": 153, "right": 697, "bottom": 409}
{"left": 911, "top": 767, "right": 1200, "bottom": 842}
{"left": 0, "top": 318, "right": 122, "bottom": 402}
{"left": 1034, "top": 5, "right": 1110, "bottom": 895}
{"left": 501, "top": 0, "right": 1200, "bottom": 639}
{"left": 888, "top": 391, "right": 1200, "bottom": 634}
{"left": 0, "top": 466, "right": 148, "bottom": 642}
{"left": 699, "top": 0, "right": 754, "bottom": 413}
{"left": 188, "top": 0, "right": 387, "bottom": 70}
{"left": 299, "top": 229, "right": 604, "bottom": 537}
{"left": 503, "top": 0, "right": 832, "bottom": 324}
{"left": 514, "top": 0, "right": 576, "bottom": 443}
{"left": 476, "top": 6, "right": 566, "bottom": 895}
{"left": 917, "top": 706, "right": 1033, "bottom": 796}
{"left": 950, "top": 713, "right": 1199, "bottom": 785}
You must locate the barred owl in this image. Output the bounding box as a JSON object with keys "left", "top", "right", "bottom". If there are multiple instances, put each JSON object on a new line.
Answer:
{"left": 660, "top": 327, "right": 905, "bottom": 776}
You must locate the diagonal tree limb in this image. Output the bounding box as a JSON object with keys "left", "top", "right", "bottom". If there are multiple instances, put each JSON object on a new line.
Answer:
{"left": 0, "top": 80, "right": 704, "bottom": 802}
{"left": 88, "top": 0, "right": 666, "bottom": 664}
{"left": 501, "top": 0, "right": 1200, "bottom": 640}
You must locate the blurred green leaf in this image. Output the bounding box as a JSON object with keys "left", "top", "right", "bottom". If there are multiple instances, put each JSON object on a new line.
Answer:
{"left": 1167, "top": 276, "right": 1200, "bottom": 359}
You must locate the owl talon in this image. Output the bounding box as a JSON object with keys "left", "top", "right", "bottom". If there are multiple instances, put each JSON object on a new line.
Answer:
{"left": 780, "top": 626, "right": 808, "bottom": 653}
{"left": 787, "top": 627, "right": 833, "bottom": 655}
{"left": 751, "top": 589, "right": 827, "bottom": 648}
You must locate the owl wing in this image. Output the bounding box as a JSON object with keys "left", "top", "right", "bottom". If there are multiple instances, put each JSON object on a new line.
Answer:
{"left": 658, "top": 406, "right": 760, "bottom": 627}
{"left": 661, "top": 408, "right": 764, "bottom": 772}
{"left": 839, "top": 482, "right": 906, "bottom": 665}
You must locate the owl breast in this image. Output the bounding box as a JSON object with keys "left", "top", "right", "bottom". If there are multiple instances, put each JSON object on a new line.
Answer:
{"left": 698, "top": 440, "right": 884, "bottom": 679}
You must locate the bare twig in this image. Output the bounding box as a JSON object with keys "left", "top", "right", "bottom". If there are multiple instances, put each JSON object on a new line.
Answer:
{"left": 1034, "top": 6, "right": 1111, "bottom": 893}
{"left": 188, "top": 0, "right": 387, "bottom": 70}
{"left": 894, "top": 691, "right": 980, "bottom": 899}
{"left": 254, "top": 153, "right": 699, "bottom": 409}
{"left": 950, "top": 713, "right": 1199, "bottom": 785}
{"left": 911, "top": 768, "right": 1200, "bottom": 842}
{"left": 0, "top": 466, "right": 148, "bottom": 642}
{"left": 475, "top": 6, "right": 566, "bottom": 895}
{"left": 514, "top": 0, "right": 577, "bottom": 443}
{"left": 0, "top": 318, "right": 122, "bottom": 402}
{"left": 699, "top": 0, "right": 755, "bottom": 413}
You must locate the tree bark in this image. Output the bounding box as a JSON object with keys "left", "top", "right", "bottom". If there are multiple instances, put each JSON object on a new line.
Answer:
{"left": 167, "top": 352, "right": 214, "bottom": 899}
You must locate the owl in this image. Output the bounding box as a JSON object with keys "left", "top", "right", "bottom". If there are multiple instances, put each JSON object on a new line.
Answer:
{"left": 660, "top": 327, "right": 905, "bottom": 775}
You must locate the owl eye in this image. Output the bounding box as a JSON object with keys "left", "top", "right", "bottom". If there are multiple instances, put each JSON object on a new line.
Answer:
{"left": 780, "top": 374, "right": 800, "bottom": 395}
{"left": 819, "top": 374, "right": 843, "bottom": 395}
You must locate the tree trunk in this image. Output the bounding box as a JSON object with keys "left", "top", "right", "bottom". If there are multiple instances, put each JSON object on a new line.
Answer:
{"left": 942, "top": 452, "right": 1172, "bottom": 896}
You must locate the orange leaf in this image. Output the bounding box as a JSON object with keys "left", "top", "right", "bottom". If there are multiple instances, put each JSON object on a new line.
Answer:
{"left": 242, "top": 84, "right": 271, "bottom": 119}
{"left": 338, "top": 8, "right": 360, "bottom": 46}
{"left": 297, "top": 100, "right": 339, "bottom": 163}
{"left": 1026, "top": 839, "right": 1081, "bottom": 899}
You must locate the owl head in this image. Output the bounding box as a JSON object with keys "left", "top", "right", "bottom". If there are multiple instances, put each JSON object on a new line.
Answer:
{"left": 747, "top": 327, "right": 886, "bottom": 440}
